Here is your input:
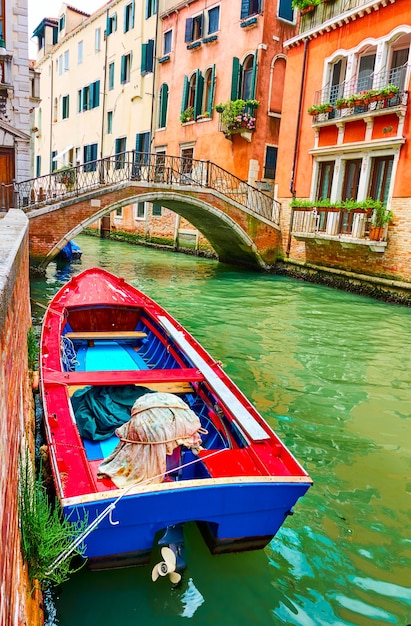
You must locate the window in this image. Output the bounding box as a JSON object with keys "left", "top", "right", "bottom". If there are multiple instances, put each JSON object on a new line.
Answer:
{"left": 95, "top": 28, "right": 101, "bottom": 52}
{"left": 107, "top": 111, "right": 113, "bottom": 134}
{"left": 208, "top": 6, "right": 220, "bottom": 34}
{"left": 36, "top": 155, "right": 41, "bottom": 177}
{"left": 240, "top": 0, "right": 262, "bottom": 19}
{"left": 115, "top": 137, "right": 127, "bottom": 169}
{"left": 158, "top": 83, "right": 169, "bottom": 128}
{"left": 181, "top": 70, "right": 208, "bottom": 119}
{"left": 203, "top": 65, "right": 216, "bottom": 115}
{"left": 115, "top": 207, "right": 123, "bottom": 218}
{"left": 106, "top": 13, "right": 117, "bottom": 35}
{"left": 58, "top": 55, "right": 63, "bottom": 76}
{"left": 109, "top": 62, "right": 115, "bottom": 90}
{"left": 141, "top": 40, "right": 154, "bottom": 74}
{"left": 278, "top": 0, "right": 293, "bottom": 21}
{"left": 51, "top": 152, "right": 57, "bottom": 173}
{"left": 263, "top": 146, "right": 278, "bottom": 180}
{"left": 121, "top": 53, "right": 132, "bottom": 84}
{"left": 329, "top": 59, "right": 346, "bottom": 105}
{"left": 356, "top": 53, "right": 376, "bottom": 92}
{"left": 368, "top": 156, "right": 394, "bottom": 204}
{"left": 135, "top": 202, "right": 146, "bottom": 220}
{"left": 78, "top": 41, "right": 83, "bottom": 64}
{"left": 316, "top": 161, "right": 334, "bottom": 200}
{"left": 185, "top": 13, "right": 204, "bottom": 43}
{"left": 389, "top": 48, "right": 409, "bottom": 89}
{"left": 78, "top": 80, "right": 100, "bottom": 112}
{"left": 64, "top": 50, "right": 69, "bottom": 71}
{"left": 342, "top": 159, "right": 362, "bottom": 201}
{"left": 231, "top": 55, "right": 257, "bottom": 101}
{"left": 62, "top": 95, "right": 69, "bottom": 119}
{"left": 163, "top": 30, "right": 172, "bottom": 55}
{"left": 152, "top": 204, "right": 162, "bottom": 217}
{"left": 59, "top": 14, "right": 65, "bottom": 31}
{"left": 124, "top": 2, "right": 135, "bottom": 32}
{"left": 135, "top": 132, "right": 150, "bottom": 162}
{"left": 145, "top": 0, "right": 157, "bottom": 19}
{"left": 83, "top": 143, "right": 98, "bottom": 172}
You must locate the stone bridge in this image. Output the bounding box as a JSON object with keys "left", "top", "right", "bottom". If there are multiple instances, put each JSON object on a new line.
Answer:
{"left": 13, "top": 152, "right": 282, "bottom": 270}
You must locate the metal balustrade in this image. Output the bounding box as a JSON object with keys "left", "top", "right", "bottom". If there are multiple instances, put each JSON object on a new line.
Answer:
{"left": 292, "top": 206, "right": 387, "bottom": 242}
{"left": 6, "top": 152, "right": 280, "bottom": 226}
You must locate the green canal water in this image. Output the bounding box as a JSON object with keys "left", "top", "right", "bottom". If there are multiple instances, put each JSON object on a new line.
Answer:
{"left": 30, "top": 234, "right": 411, "bottom": 626}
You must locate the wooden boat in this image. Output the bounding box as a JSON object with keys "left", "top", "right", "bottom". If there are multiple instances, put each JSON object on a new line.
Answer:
{"left": 40, "top": 267, "right": 312, "bottom": 573}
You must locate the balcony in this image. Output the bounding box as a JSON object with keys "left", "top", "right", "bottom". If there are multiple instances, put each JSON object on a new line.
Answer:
{"left": 298, "top": 0, "right": 396, "bottom": 35}
{"left": 291, "top": 204, "right": 391, "bottom": 253}
{"left": 309, "top": 65, "right": 408, "bottom": 125}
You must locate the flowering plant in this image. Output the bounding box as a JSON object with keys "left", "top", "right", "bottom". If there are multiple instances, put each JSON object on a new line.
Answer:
{"left": 216, "top": 99, "right": 259, "bottom": 135}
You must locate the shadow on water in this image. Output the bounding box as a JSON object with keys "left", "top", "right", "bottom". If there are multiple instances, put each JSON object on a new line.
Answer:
{"left": 32, "top": 234, "right": 411, "bottom": 626}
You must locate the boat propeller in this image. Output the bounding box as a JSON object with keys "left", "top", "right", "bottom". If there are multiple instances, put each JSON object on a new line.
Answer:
{"left": 151, "top": 546, "right": 181, "bottom": 584}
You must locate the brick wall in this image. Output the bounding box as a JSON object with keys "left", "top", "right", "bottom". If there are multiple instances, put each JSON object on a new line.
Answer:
{"left": 0, "top": 211, "right": 42, "bottom": 626}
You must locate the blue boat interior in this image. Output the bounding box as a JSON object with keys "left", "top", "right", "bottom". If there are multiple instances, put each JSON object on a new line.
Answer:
{"left": 62, "top": 324, "right": 230, "bottom": 482}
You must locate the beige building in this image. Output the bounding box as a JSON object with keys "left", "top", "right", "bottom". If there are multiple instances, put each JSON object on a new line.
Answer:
{"left": 0, "top": 0, "right": 30, "bottom": 210}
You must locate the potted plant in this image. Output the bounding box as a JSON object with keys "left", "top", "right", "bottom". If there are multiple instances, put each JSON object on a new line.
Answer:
{"left": 56, "top": 166, "right": 76, "bottom": 190}
{"left": 335, "top": 97, "right": 349, "bottom": 109}
{"left": 180, "top": 106, "right": 195, "bottom": 124}
{"left": 369, "top": 201, "right": 393, "bottom": 240}
{"left": 216, "top": 99, "right": 257, "bottom": 137}
{"left": 308, "top": 102, "right": 333, "bottom": 115}
{"left": 292, "top": 0, "right": 320, "bottom": 13}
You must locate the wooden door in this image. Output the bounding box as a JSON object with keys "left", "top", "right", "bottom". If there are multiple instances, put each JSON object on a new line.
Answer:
{"left": 0, "top": 147, "right": 15, "bottom": 209}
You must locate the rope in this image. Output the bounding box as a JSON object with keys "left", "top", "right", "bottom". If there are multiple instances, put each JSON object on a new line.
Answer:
{"left": 45, "top": 446, "right": 226, "bottom": 577}
{"left": 120, "top": 427, "right": 208, "bottom": 446}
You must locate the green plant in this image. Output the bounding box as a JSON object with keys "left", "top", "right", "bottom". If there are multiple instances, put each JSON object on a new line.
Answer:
{"left": 216, "top": 99, "right": 257, "bottom": 134}
{"left": 308, "top": 102, "right": 333, "bottom": 115}
{"left": 379, "top": 84, "right": 399, "bottom": 97}
{"left": 27, "top": 327, "right": 38, "bottom": 371}
{"left": 56, "top": 166, "right": 76, "bottom": 188}
{"left": 180, "top": 106, "right": 195, "bottom": 123}
{"left": 19, "top": 452, "right": 88, "bottom": 586}
{"left": 292, "top": 0, "right": 320, "bottom": 9}
{"left": 371, "top": 202, "right": 393, "bottom": 227}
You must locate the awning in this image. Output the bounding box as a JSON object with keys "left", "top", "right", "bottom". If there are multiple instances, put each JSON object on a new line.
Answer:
{"left": 52, "top": 145, "right": 73, "bottom": 161}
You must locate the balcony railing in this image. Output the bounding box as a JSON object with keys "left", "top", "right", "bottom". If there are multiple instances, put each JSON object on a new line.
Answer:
{"left": 299, "top": 0, "right": 395, "bottom": 33}
{"left": 291, "top": 206, "right": 388, "bottom": 250}
{"left": 310, "top": 64, "right": 409, "bottom": 123}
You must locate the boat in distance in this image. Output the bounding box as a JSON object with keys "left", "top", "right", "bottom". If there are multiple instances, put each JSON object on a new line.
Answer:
{"left": 40, "top": 267, "right": 312, "bottom": 571}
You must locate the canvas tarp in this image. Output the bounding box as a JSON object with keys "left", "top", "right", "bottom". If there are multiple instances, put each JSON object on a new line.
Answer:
{"left": 97, "top": 392, "right": 204, "bottom": 488}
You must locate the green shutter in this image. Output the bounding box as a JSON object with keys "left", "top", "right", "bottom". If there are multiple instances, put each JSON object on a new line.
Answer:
{"left": 121, "top": 55, "right": 126, "bottom": 82}
{"left": 194, "top": 70, "right": 204, "bottom": 119}
{"left": 94, "top": 80, "right": 100, "bottom": 107}
{"left": 141, "top": 43, "right": 147, "bottom": 73}
{"left": 181, "top": 75, "right": 189, "bottom": 112}
{"left": 251, "top": 52, "right": 258, "bottom": 99}
{"left": 231, "top": 57, "right": 241, "bottom": 100}
{"left": 159, "top": 83, "right": 168, "bottom": 128}
{"left": 106, "top": 15, "right": 112, "bottom": 35}
{"left": 131, "top": 0, "right": 135, "bottom": 27}
{"left": 208, "top": 64, "right": 216, "bottom": 115}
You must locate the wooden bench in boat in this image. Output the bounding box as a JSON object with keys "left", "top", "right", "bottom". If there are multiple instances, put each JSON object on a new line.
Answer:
{"left": 68, "top": 380, "right": 196, "bottom": 396}
{"left": 43, "top": 368, "right": 205, "bottom": 388}
{"left": 64, "top": 331, "right": 147, "bottom": 346}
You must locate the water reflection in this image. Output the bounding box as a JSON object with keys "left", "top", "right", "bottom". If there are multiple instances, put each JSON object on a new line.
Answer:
{"left": 32, "top": 234, "right": 411, "bottom": 626}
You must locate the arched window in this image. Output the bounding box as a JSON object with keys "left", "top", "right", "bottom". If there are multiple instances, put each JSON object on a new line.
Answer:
{"left": 188, "top": 73, "right": 197, "bottom": 108}
{"left": 230, "top": 54, "right": 257, "bottom": 101}
{"left": 203, "top": 65, "right": 216, "bottom": 115}
{"left": 241, "top": 55, "right": 255, "bottom": 100}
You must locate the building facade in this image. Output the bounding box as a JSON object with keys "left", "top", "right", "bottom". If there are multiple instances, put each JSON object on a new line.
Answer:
{"left": 276, "top": 0, "right": 411, "bottom": 283}
{"left": 0, "top": 0, "right": 30, "bottom": 210}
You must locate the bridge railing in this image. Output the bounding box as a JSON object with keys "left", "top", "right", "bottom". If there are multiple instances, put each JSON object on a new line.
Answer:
{"left": 12, "top": 151, "right": 281, "bottom": 225}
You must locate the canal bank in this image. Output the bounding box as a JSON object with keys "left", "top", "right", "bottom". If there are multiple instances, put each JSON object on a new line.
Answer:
{"left": 0, "top": 210, "right": 42, "bottom": 626}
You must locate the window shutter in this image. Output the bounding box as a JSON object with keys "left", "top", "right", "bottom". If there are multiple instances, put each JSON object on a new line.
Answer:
{"left": 124, "top": 5, "right": 128, "bottom": 32}
{"left": 121, "top": 55, "right": 126, "bottom": 83}
{"left": 147, "top": 39, "right": 154, "bottom": 73}
{"left": 141, "top": 43, "right": 147, "bottom": 73}
{"left": 181, "top": 75, "right": 189, "bottom": 112}
{"left": 131, "top": 0, "right": 135, "bottom": 28}
{"left": 145, "top": 0, "right": 150, "bottom": 19}
{"left": 94, "top": 80, "right": 100, "bottom": 107}
{"left": 184, "top": 18, "right": 193, "bottom": 43}
{"left": 106, "top": 15, "right": 112, "bottom": 35}
{"left": 159, "top": 83, "right": 168, "bottom": 128}
{"left": 240, "top": 0, "right": 250, "bottom": 19}
{"left": 207, "top": 64, "right": 216, "bottom": 115}
{"left": 251, "top": 52, "right": 258, "bottom": 99}
{"left": 82, "top": 86, "right": 88, "bottom": 110}
{"left": 231, "top": 57, "right": 241, "bottom": 100}
{"left": 194, "top": 70, "right": 204, "bottom": 119}
{"left": 90, "top": 83, "right": 95, "bottom": 109}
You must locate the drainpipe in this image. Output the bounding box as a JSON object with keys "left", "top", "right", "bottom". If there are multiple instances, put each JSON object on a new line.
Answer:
{"left": 287, "top": 37, "right": 309, "bottom": 257}
{"left": 100, "top": 9, "right": 109, "bottom": 162}
{"left": 49, "top": 54, "right": 54, "bottom": 174}
{"left": 149, "top": 8, "right": 160, "bottom": 153}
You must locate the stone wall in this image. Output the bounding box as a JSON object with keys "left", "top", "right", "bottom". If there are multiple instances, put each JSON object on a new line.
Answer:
{"left": 0, "top": 210, "right": 42, "bottom": 626}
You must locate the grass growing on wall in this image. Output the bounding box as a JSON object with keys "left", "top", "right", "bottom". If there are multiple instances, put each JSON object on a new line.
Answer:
{"left": 27, "top": 327, "right": 38, "bottom": 371}
{"left": 19, "top": 452, "right": 88, "bottom": 586}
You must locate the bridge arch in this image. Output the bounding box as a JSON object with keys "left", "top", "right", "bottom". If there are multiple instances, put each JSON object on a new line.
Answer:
{"left": 29, "top": 184, "right": 280, "bottom": 270}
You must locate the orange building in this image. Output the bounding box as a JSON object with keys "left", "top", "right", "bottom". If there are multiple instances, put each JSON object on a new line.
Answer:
{"left": 154, "top": 0, "right": 297, "bottom": 190}
{"left": 277, "top": 0, "right": 411, "bottom": 283}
